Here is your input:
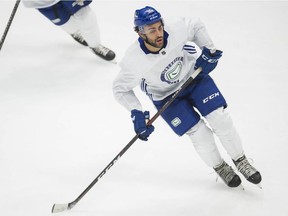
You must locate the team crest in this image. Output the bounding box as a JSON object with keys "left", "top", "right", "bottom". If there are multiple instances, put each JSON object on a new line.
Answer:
{"left": 171, "top": 117, "right": 181, "bottom": 127}
{"left": 160, "top": 57, "right": 183, "bottom": 84}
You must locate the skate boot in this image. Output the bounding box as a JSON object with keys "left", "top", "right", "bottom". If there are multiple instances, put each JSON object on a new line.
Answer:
{"left": 71, "top": 33, "right": 88, "bottom": 46}
{"left": 214, "top": 160, "right": 242, "bottom": 187}
{"left": 90, "top": 44, "right": 116, "bottom": 61}
{"left": 233, "top": 155, "right": 262, "bottom": 184}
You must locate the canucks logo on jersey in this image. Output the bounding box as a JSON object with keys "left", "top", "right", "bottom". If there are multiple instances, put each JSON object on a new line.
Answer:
{"left": 160, "top": 57, "right": 183, "bottom": 84}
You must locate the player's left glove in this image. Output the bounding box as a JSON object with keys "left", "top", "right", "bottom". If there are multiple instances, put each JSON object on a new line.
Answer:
{"left": 131, "top": 109, "right": 155, "bottom": 141}
{"left": 194, "top": 47, "right": 223, "bottom": 76}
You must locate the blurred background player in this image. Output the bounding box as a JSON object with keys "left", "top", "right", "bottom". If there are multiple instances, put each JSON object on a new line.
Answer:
{"left": 22, "top": 0, "right": 115, "bottom": 61}
{"left": 113, "top": 6, "right": 262, "bottom": 188}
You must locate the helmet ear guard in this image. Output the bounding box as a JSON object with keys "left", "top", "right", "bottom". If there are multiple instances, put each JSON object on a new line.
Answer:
{"left": 134, "top": 26, "right": 140, "bottom": 33}
{"left": 134, "top": 19, "right": 164, "bottom": 33}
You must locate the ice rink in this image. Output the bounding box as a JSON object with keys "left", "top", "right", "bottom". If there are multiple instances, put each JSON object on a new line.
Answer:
{"left": 1, "top": 1, "right": 288, "bottom": 216}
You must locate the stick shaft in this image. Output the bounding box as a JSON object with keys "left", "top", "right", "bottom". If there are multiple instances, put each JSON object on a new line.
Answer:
{"left": 0, "top": 0, "right": 21, "bottom": 51}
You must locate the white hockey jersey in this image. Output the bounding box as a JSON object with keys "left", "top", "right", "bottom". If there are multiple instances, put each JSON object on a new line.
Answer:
{"left": 112, "top": 17, "right": 216, "bottom": 112}
{"left": 22, "top": 0, "right": 61, "bottom": 9}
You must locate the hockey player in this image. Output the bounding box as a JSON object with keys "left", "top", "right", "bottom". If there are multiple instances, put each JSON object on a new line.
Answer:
{"left": 112, "top": 6, "right": 262, "bottom": 188}
{"left": 22, "top": 0, "right": 115, "bottom": 61}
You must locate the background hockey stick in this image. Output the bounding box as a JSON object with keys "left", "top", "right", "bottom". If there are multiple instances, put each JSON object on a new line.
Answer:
{"left": 51, "top": 67, "right": 202, "bottom": 213}
{"left": 0, "top": 0, "right": 21, "bottom": 51}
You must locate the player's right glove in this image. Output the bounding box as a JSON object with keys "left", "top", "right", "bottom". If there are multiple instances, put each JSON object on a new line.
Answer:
{"left": 194, "top": 47, "right": 223, "bottom": 76}
{"left": 131, "top": 109, "right": 155, "bottom": 141}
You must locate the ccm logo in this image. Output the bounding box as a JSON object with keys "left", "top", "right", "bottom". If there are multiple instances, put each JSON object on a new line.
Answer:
{"left": 203, "top": 92, "right": 220, "bottom": 103}
{"left": 202, "top": 54, "right": 218, "bottom": 63}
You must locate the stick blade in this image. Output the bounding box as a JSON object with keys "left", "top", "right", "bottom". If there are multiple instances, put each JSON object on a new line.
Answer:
{"left": 52, "top": 203, "right": 70, "bottom": 213}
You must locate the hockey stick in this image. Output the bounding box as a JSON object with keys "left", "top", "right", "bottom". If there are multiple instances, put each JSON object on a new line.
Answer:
{"left": 51, "top": 67, "right": 202, "bottom": 213}
{"left": 0, "top": 0, "right": 21, "bottom": 51}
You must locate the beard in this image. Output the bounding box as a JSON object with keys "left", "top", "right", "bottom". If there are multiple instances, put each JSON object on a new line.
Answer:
{"left": 147, "top": 36, "right": 164, "bottom": 48}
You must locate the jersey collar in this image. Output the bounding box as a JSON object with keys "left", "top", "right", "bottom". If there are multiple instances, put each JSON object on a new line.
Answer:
{"left": 138, "top": 30, "right": 169, "bottom": 55}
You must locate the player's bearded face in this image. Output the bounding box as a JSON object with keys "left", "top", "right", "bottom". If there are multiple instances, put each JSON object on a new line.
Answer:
{"left": 143, "top": 22, "right": 164, "bottom": 48}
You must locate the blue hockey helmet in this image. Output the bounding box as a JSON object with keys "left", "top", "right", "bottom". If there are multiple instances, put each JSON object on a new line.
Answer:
{"left": 134, "top": 6, "right": 162, "bottom": 32}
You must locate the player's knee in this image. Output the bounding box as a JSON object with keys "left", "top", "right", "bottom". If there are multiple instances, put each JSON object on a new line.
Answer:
{"left": 74, "top": 5, "right": 90, "bottom": 17}
{"left": 205, "top": 107, "right": 233, "bottom": 131}
{"left": 73, "top": 6, "right": 97, "bottom": 30}
{"left": 186, "top": 119, "right": 214, "bottom": 147}
{"left": 186, "top": 119, "right": 203, "bottom": 136}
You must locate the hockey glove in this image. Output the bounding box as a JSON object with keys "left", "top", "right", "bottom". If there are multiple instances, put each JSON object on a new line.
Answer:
{"left": 194, "top": 47, "right": 223, "bottom": 76}
{"left": 131, "top": 109, "right": 155, "bottom": 141}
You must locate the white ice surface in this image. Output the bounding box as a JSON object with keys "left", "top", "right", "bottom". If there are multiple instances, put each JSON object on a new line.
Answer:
{"left": 0, "top": 1, "right": 288, "bottom": 216}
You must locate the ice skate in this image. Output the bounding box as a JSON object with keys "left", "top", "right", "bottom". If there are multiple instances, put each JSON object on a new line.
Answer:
{"left": 233, "top": 155, "right": 262, "bottom": 187}
{"left": 71, "top": 33, "right": 88, "bottom": 46}
{"left": 90, "top": 44, "right": 116, "bottom": 61}
{"left": 214, "top": 160, "right": 242, "bottom": 188}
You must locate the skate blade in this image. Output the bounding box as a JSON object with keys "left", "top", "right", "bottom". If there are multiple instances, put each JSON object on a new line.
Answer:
{"left": 239, "top": 184, "right": 245, "bottom": 190}
{"left": 110, "top": 59, "right": 118, "bottom": 64}
{"left": 256, "top": 183, "right": 262, "bottom": 189}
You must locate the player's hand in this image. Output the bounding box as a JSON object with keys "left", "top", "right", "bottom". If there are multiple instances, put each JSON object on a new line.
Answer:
{"left": 194, "top": 47, "right": 223, "bottom": 75}
{"left": 131, "top": 109, "right": 155, "bottom": 141}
